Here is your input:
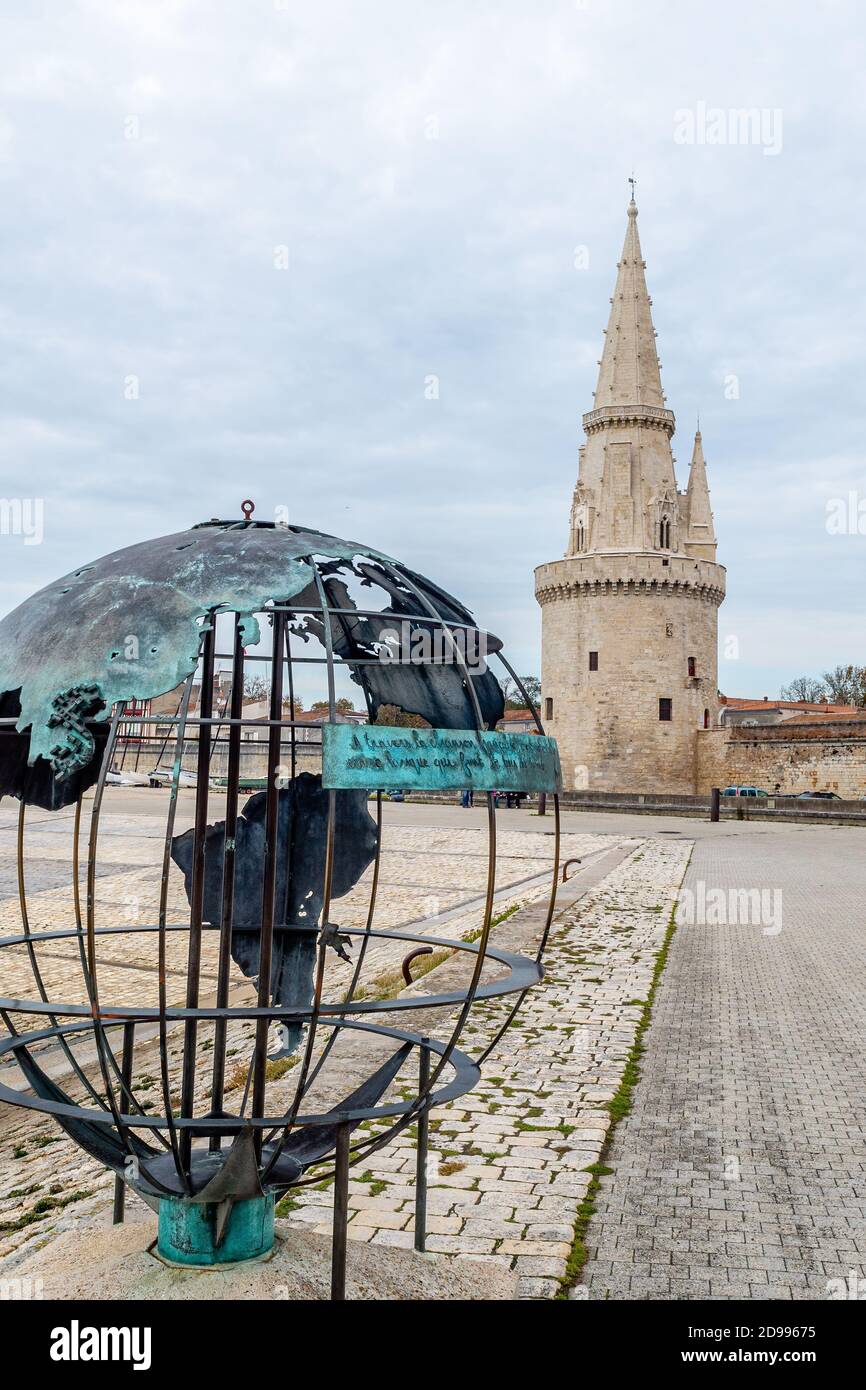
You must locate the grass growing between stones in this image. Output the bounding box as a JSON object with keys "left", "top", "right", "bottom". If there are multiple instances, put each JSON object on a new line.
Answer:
{"left": 348, "top": 902, "right": 522, "bottom": 1003}
{"left": 556, "top": 890, "right": 683, "bottom": 1300}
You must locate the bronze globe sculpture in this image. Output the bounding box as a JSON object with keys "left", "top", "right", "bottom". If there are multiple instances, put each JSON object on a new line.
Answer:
{"left": 0, "top": 506, "right": 560, "bottom": 1296}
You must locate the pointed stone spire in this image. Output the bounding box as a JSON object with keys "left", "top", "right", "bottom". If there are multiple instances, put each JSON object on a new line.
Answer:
{"left": 683, "top": 428, "right": 717, "bottom": 561}
{"left": 592, "top": 195, "right": 665, "bottom": 411}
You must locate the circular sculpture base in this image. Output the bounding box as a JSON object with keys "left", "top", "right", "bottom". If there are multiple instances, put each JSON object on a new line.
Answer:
{"left": 157, "top": 1194, "right": 275, "bottom": 1266}
{"left": 10, "top": 1220, "right": 518, "bottom": 1300}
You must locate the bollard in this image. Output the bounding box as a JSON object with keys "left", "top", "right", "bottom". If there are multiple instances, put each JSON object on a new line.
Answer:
{"left": 710, "top": 787, "right": 720, "bottom": 823}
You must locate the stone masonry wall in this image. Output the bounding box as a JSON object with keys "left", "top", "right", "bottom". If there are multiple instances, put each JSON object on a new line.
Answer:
{"left": 537, "top": 553, "right": 722, "bottom": 794}
{"left": 695, "top": 725, "right": 866, "bottom": 797}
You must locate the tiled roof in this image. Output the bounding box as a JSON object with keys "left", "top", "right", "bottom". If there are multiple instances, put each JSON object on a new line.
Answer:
{"left": 777, "top": 709, "right": 866, "bottom": 726}
{"left": 720, "top": 696, "right": 857, "bottom": 714}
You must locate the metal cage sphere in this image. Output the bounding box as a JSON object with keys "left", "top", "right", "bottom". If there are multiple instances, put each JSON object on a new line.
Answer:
{"left": 0, "top": 513, "right": 560, "bottom": 1270}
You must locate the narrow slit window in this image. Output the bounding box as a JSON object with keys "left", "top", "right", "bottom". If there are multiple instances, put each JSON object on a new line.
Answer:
{"left": 589, "top": 650, "right": 598, "bottom": 671}
{"left": 688, "top": 656, "right": 696, "bottom": 677}
{"left": 545, "top": 697, "right": 554, "bottom": 721}
{"left": 659, "top": 697, "right": 672, "bottom": 722}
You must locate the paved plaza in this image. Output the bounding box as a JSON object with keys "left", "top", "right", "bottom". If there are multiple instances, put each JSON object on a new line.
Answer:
{"left": 0, "top": 795, "right": 863, "bottom": 1300}
{"left": 581, "top": 821, "right": 866, "bottom": 1300}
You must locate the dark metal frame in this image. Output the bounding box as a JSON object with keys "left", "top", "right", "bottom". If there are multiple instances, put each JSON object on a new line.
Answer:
{"left": 0, "top": 551, "right": 560, "bottom": 1298}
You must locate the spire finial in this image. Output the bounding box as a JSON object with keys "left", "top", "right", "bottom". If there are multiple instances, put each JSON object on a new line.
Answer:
{"left": 628, "top": 172, "right": 636, "bottom": 204}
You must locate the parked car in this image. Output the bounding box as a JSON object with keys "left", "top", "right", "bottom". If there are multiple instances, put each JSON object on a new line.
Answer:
{"left": 149, "top": 766, "right": 200, "bottom": 789}
{"left": 721, "top": 785, "right": 770, "bottom": 798}
{"left": 795, "top": 790, "right": 841, "bottom": 800}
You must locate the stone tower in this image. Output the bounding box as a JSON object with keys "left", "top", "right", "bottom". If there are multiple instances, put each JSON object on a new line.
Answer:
{"left": 534, "top": 194, "right": 725, "bottom": 793}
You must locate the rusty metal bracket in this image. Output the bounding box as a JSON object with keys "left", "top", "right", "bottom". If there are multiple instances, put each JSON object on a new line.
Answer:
{"left": 402, "top": 945, "right": 434, "bottom": 986}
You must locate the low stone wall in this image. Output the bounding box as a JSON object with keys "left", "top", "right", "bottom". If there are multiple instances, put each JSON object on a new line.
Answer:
{"left": 385, "top": 787, "right": 866, "bottom": 824}
{"left": 695, "top": 723, "right": 866, "bottom": 798}
{"left": 554, "top": 790, "right": 866, "bottom": 824}
{"left": 115, "top": 738, "right": 322, "bottom": 780}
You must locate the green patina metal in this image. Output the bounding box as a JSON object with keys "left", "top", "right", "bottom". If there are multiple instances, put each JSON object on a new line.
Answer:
{"left": 322, "top": 723, "right": 562, "bottom": 793}
{"left": 157, "top": 1192, "right": 275, "bottom": 1266}
{"left": 0, "top": 521, "right": 393, "bottom": 778}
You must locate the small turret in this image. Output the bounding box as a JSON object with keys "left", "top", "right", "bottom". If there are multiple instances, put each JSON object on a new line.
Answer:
{"left": 683, "top": 428, "right": 718, "bottom": 561}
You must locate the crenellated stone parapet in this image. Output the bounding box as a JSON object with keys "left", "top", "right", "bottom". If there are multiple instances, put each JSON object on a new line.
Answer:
{"left": 535, "top": 552, "right": 726, "bottom": 608}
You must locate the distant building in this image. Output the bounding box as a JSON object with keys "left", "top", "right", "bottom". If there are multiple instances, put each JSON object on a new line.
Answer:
{"left": 535, "top": 192, "right": 724, "bottom": 793}
{"left": 497, "top": 708, "right": 537, "bottom": 734}
{"left": 719, "top": 697, "right": 860, "bottom": 728}
{"left": 237, "top": 703, "right": 367, "bottom": 742}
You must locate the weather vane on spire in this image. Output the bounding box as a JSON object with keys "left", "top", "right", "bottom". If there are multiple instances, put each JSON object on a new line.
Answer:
{"left": 628, "top": 172, "right": 636, "bottom": 202}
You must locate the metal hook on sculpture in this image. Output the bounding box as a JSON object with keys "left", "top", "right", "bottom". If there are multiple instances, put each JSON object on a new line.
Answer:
{"left": 402, "top": 945, "right": 434, "bottom": 986}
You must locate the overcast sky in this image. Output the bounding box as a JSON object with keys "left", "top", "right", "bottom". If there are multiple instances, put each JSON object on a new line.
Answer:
{"left": 1, "top": 0, "right": 864, "bottom": 699}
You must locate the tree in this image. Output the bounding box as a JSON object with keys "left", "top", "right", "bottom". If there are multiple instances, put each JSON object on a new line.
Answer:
{"left": 309, "top": 697, "right": 357, "bottom": 715}
{"left": 243, "top": 674, "right": 269, "bottom": 702}
{"left": 499, "top": 675, "right": 542, "bottom": 711}
{"left": 373, "top": 704, "right": 430, "bottom": 728}
{"left": 821, "top": 664, "right": 866, "bottom": 706}
{"left": 779, "top": 676, "right": 827, "bottom": 703}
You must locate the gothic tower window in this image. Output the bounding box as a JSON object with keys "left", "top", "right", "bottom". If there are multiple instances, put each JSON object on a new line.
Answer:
{"left": 653, "top": 489, "right": 679, "bottom": 552}
{"left": 576, "top": 521, "right": 586, "bottom": 552}
{"left": 703, "top": 707, "right": 710, "bottom": 729}
{"left": 659, "top": 697, "right": 672, "bottom": 721}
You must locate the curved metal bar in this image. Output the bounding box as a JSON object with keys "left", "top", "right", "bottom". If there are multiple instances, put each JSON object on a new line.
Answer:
{"left": 0, "top": 1019, "right": 479, "bottom": 1132}
{"left": 260, "top": 566, "right": 340, "bottom": 1181}
{"left": 475, "top": 652, "right": 561, "bottom": 1066}
{"left": 494, "top": 652, "right": 545, "bottom": 735}
{"left": 72, "top": 797, "right": 167, "bottom": 1140}
{"left": 156, "top": 670, "right": 197, "bottom": 1189}
{"left": 283, "top": 788, "right": 383, "bottom": 1124}
{"left": 208, "top": 618, "right": 244, "bottom": 1149}
{"left": 178, "top": 621, "right": 216, "bottom": 1176}
{"left": 81, "top": 703, "right": 142, "bottom": 1167}
{"left": 291, "top": 585, "right": 388, "bottom": 1106}
{"left": 248, "top": 608, "right": 286, "bottom": 1153}
{"left": 379, "top": 561, "right": 498, "bottom": 1114}
{"left": 14, "top": 801, "right": 106, "bottom": 1109}
{"left": 0, "top": 924, "right": 541, "bottom": 1018}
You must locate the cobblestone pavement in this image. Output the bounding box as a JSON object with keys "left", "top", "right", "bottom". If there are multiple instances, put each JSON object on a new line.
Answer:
{"left": 0, "top": 792, "right": 692, "bottom": 1298}
{"left": 582, "top": 824, "right": 866, "bottom": 1301}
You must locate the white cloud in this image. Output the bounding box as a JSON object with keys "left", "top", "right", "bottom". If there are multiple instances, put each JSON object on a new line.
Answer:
{"left": 0, "top": 0, "right": 863, "bottom": 698}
